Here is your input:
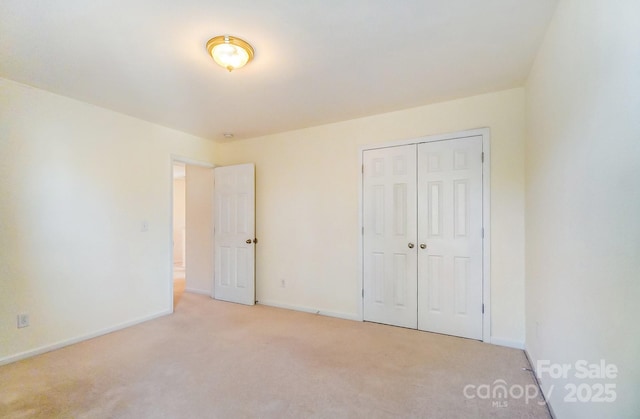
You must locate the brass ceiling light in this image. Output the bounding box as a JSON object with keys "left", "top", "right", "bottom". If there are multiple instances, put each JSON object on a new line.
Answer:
{"left": 206, "top": 35, "right": 254, "bottom": 72}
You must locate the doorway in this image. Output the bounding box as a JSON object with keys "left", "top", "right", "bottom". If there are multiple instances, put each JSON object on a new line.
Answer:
{"left": 170, "top": 157, "right": 215, "bottom": 310}
{"left": 172, "top": 162, "right": 187, "bottom": 308}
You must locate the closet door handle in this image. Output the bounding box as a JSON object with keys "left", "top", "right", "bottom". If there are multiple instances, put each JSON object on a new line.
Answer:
{"left": 246, "top": 239, "right": 252, "bottom": 244}
{"left": 408, "top": 243, "right": 415, "bottom": 249}
{"left": 420, "top": 243, "right": 427, "bottom": 249}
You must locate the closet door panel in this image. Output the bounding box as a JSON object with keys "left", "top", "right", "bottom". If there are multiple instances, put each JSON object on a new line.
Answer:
{"left": 363, "top": 145, "right": 418, "bottom": 329}
{"left": 417, "top": 137, "right": 483, "bottom": 339}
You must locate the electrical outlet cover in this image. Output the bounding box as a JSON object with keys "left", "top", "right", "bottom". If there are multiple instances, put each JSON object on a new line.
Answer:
{"left": 17, "top": 313, "right": 29, "bottom": 328}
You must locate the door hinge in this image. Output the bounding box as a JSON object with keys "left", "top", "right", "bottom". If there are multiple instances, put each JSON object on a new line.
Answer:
{"left": 362, "top": 164, "right": 364, "bottom": 174}
{"left": 481, "top": 228, "right": 484, "bottom": 238}
{"left": 482, "top": 304, "right": 485, "bottom": 314}
{"left": 362, "top": 226, "right": 364, "bottom": 235}
{"left": 481, "top": 152, "right": 485, "bottom": 163}
{"left": 362, "top": 289, "right": 364, "bottom": 298}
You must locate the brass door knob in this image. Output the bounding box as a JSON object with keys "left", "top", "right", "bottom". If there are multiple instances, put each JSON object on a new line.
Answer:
{"left": 420, "top": 243, "right": 427, "bottom": 249}
{"left": 408, "top": 243, "right": 415, "bottom": 249}
{"left": 246, "top": 239, "right": 252, "bottom": 244}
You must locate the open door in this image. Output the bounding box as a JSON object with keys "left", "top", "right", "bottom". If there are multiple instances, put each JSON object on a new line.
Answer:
{"left": 213, "top": 163, "right": 256, "bottom": 305}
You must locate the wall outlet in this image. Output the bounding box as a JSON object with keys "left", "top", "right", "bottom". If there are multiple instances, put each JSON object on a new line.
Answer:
{"left": 17, "top": 313, "right": 29, "bottom": 328}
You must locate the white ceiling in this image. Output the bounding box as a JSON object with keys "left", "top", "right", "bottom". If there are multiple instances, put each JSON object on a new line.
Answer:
{"left": 0, "top": 0, "right": 557, "bottom": 141}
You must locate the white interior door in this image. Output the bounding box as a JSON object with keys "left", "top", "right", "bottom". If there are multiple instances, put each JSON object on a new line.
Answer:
{"left": 363, "top": 145, "right": 418, "bottom": 329}
{"left": 214, "top": 163, "right": 256, "bottom": 305}
{"left": 417, "top": 137, "right": 483, "bottom": 339}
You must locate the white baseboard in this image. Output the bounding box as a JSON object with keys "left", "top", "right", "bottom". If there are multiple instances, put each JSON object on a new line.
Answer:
{"left": 524, "top": 349, "right": 556, "bottom": 419}
{"left": 257, "top": 300, "right": 361, "bottom": 322}
{"left": 0, "top": 309, "right": 172, "bottom": 366}
{"left": 185, "top": 288, "right": 211, "bottom": 296}
{"left": 490, "top": 336, "right": 525, "bottom": 349}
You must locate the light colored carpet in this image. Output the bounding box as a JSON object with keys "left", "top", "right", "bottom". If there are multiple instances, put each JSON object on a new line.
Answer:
{"left": 0, "top": 293, "right": 551, "bottom": 418}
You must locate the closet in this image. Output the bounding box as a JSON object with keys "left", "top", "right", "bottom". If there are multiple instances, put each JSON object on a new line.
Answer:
{"left": 362, "top": 133, "right": 486, "bottom": 340}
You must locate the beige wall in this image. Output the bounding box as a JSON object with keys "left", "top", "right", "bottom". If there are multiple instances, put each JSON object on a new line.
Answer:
{"left": 0, "top": 78, "right": 216, "bottom": 363}
{"left": 525, "top": 0, "right": 640, "bottom": 417}
{"left": 215, "top": 87, "right": 527, "bottom": 346}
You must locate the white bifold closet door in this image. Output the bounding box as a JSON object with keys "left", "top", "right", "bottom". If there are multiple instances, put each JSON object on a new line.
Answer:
{"left": 363, "top": 144, "right": 418, "bottom": 329}
{"left": 416, "top": 138, "right": 483, "bottom": 339}
{"left": 363, "top": 136, "right": 483, "bottom": 340}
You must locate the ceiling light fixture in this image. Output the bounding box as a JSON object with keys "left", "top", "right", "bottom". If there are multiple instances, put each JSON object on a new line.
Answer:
{"left": 206, "top": 35, "right": 254, "bottom": 72}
